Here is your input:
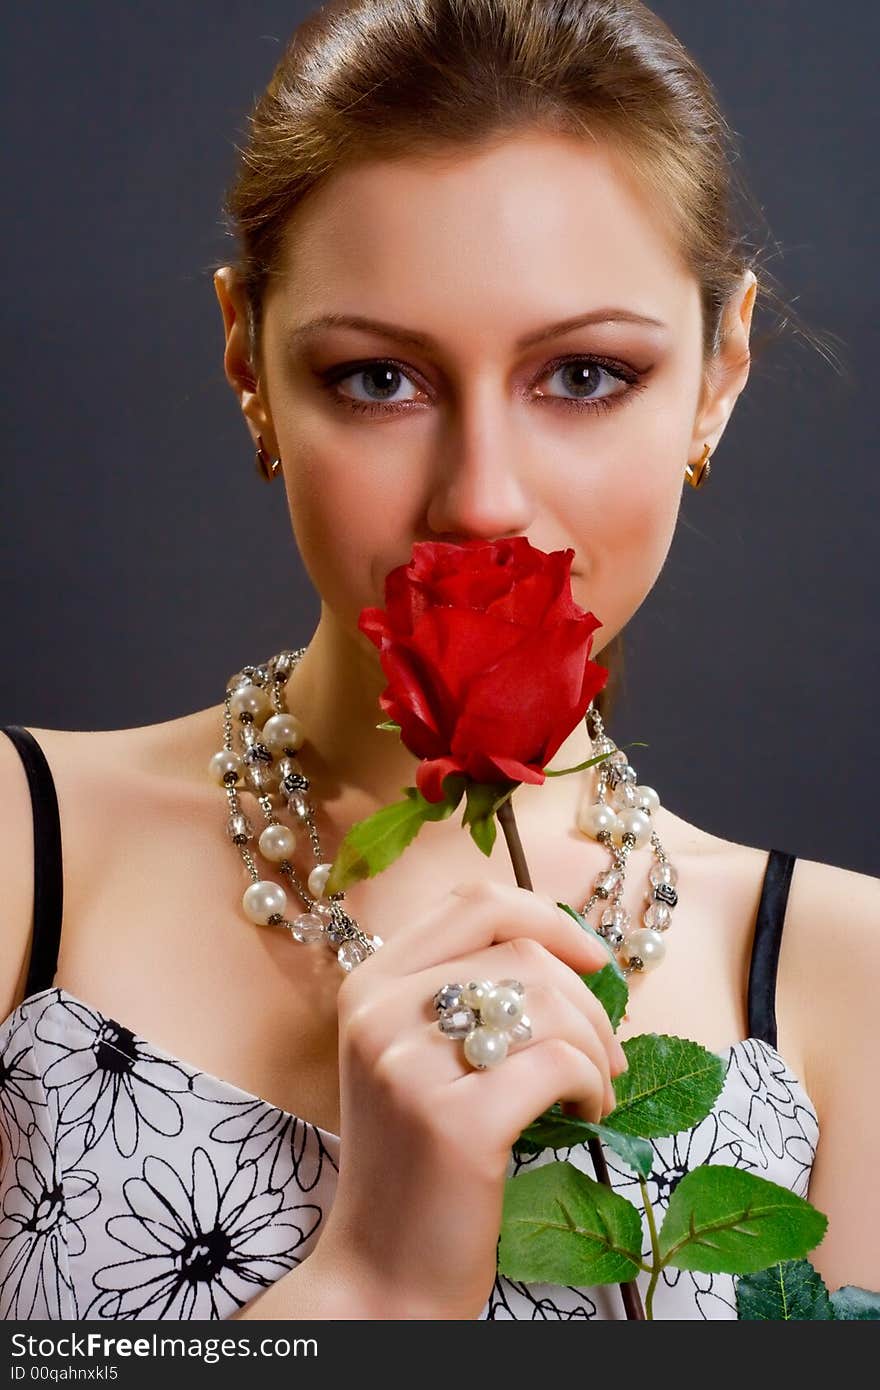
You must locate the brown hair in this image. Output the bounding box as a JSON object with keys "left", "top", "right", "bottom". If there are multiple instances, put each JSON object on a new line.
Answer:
{"left": 219, "top": 0, "right": 837, "bottom": 724}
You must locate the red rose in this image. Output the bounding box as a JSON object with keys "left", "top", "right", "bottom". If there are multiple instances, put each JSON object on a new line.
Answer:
{"left": 358, "top": 537, "right": 609, "bottom": 803}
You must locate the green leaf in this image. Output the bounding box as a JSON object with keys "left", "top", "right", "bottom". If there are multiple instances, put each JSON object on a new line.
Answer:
{"left": 498, "top": 1160, "right": 643, "bottom": 1286}
{"left": 460, "top": 781, "right": 515, "bottom": 857}
{"left": 736, "top": 1259, "right": 835, "bottom": 1319}
{"left": 325, "top": 776, "right": 466, "bottom": 894}
{"left": 603, "top": 1034, "right": 726, "bottom": 1137}
{"left": 468, "top": 815, "right": 497, "bottom": 856}
{"left": 556, "top": 903, "right": 628, "bottom": 1031}
{"left": 659, "top": 1167, "right": 828, "bottom": 1275}
{"left": 514, "top": 1106, "right": 653, "bottom": 1178}
{"left": 829, "top": 1285, "right": 880, "bottom": 1319}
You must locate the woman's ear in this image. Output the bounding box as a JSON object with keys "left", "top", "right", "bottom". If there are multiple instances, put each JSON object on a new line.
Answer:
{"left": 690, "top": 268, "right": 757, "bottom": 457}
{"left": 213, "top": 266, "right": 279, "bottom": 455}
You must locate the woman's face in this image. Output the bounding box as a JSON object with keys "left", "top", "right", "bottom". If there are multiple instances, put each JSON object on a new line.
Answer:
{"left": 219, "top": 130, "right": 754, "bottom": 658}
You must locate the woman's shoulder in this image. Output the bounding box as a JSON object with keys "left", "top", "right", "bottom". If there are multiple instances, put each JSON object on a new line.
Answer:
{"left": 772, "top": 848, "right": 879, "bottom": 1113}
{"left": 0, "top": 709, "right": 227, "bottom": 1017}
{"left": 17, "top": 702, "right": 227, "bottom": 786}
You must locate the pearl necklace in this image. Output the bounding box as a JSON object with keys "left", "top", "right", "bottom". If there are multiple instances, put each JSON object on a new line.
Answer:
{"left": 208, "top": 647, "right": 679, "bottom": 975}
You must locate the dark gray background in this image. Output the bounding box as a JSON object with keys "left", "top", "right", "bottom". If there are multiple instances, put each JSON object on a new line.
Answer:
{"left": 1, "top": 2, "right": 876, "bottom": 874}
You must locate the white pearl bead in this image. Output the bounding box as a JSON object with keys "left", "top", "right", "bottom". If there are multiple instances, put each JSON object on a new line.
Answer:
{"left": 463, "top": 1026, "right": 509, "bottom": 1069}
{"left": 242, "top": 879, "right": 288, "bottom": 925}
{"left": 481, "top": 986, "right": 525, "bottom": 1029}
{"left": 613, "top": 807, "right": 652, "bottom": 849}
{"left": 208, "top": 750, "right": 242, "bottom": 785}
{"left": 258, "top": 823, "right": 296, "bottom": 863}
{"left": 636, "top": 785, "right": 660, "bottom": 815}
{"left": 623, "top": 927, "right": 666, "bottom": 971}
{"left": 307, "top": 863, "right": 333, "bottom": 899}
{"left": 262, "top": 712, "right": 304, "bottom": 754}
{"left": 576, "top": 801, "right": 618, "bottom": 839}
{"left": 230, "top": 683, "right": 272, "bottom": 726}
{"left": 462, "top": 980, "right": 495, "bottom": 1010}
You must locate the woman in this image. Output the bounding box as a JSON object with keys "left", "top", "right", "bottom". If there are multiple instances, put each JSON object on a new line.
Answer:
{"left": 1, "top": 0, "right": 877, "bottom": 1321}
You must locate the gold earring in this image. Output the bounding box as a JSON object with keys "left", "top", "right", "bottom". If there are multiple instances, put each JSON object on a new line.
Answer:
{"left": 255, "top": 433, "right": 282, "bottom": 482}
{"left": 685, "top": 443, "right": 712, "bottom": 489}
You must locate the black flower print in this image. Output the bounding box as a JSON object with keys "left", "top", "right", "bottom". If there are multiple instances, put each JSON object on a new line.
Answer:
{"left": 486, "top": 1270, "right": 600, "bottom": 1320}
{"left": 718, "top": 1040, "right": 819, "bottom": 1198}
{"left": 84, "top": 1146, "right": 323, "bottom": 1320}
{"left": 0, "top": 1121, "right": 100, "bottom": 1319}
{"left": 199, "top": 1092, "right": 339, "bottom": 1194}
{"left": 34, "top": 992, "right": 194, "bottom": 1158}
{"left": 0, "top": 1008, "right": 47, "bottom": 1146}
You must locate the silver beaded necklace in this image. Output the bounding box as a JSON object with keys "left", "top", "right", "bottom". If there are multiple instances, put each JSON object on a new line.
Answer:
{"left": 209, "top": 647, "right": 679, "bottom": 977}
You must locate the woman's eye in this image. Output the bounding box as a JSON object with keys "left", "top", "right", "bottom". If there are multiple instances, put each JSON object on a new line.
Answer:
{"left": 329, "top": 362, "right": 422, "bottom": 408}
{"left": 535, "top": 358, "right": 635, "bottom": 410}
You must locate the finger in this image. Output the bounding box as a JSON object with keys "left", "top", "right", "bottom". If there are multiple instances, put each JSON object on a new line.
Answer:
{"left": 370, "top": 878, "right": 613, "bottom": 980}
{"left": 454, "top": 1037, "right": 611, "bottom": 1149}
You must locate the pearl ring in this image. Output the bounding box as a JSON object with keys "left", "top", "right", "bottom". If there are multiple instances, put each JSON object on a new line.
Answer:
{"left": 431, "top": 979, "right": 533, "bottom": 1070}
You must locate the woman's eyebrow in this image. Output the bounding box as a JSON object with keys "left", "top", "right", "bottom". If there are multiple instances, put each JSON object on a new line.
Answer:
{"left": 285, "top": 307, "right": 668, "bottom": 352}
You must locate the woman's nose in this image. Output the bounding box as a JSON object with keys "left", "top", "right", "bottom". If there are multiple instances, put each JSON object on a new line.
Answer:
{"left": 425, "top": 387, "right": 535, "bottom": 540}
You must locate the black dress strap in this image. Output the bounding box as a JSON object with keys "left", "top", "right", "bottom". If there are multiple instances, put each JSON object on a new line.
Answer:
{"left": 1, "top": 725, "right": 63, "bottom": 997}
{"left": 747, "top": 847, "right": 797, "bottom": 1050}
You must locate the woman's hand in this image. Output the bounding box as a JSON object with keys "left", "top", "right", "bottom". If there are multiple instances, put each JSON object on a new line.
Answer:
{"left": 314, "top": 878, "right": 628, "bottom": 1319}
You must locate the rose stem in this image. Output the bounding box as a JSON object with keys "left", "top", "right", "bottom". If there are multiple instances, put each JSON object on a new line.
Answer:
{"left": 495, "top": 795, "right": 646, "bottom": 1322}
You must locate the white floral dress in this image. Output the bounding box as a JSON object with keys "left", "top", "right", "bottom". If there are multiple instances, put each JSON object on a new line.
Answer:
{"left": 0, "top": 985, "right": 818, "bottom": 1320}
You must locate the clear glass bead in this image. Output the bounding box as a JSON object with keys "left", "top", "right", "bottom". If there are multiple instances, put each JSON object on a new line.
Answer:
{"left": 244, "top": 763, "right": 272, "bottom": 795}
{"left": 226, "top": 812, "right": 253, "bottom": 845}
{"left": 438, "top": 1006, "right": 477, "bottom": 1039}
{"left": 644, "top": 901, "right": 672, "bottom": 931}
{"left": 338, "top": 939, "right": 369, "bottom": 971}
{"left": 433, "top": 983, "right": 464, "bottom": 1013}
{"left": 287, "top": 791, "right": 310, "bottom": 820}
{"left": 611, "top": 782, "right": 640, "bottom": 810}
{"left": 650, "top": 860, "right": 678, "bottom": 889}
{"left": 290, "top": 912, "right": 325, "bottom": 944}
{"left": 601, "top": 904, "right": 630, "bottom": 932}
{"left": 594, "top": 868, "right": 622, "bottom": 898}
